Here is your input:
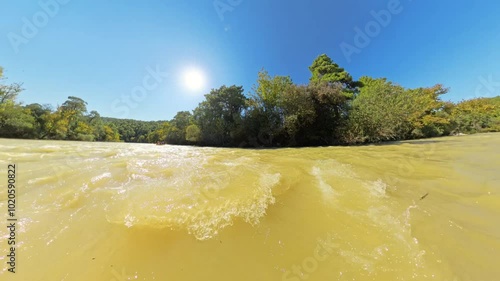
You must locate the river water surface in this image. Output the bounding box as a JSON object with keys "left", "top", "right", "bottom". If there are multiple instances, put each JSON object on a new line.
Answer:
{"left": 0, "top": 134, "right": 499, "bottom": 281}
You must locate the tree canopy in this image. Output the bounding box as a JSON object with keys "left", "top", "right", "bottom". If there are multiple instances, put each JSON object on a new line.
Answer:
{"left": 1, "top": 55, "right": 498, "bottom": 146}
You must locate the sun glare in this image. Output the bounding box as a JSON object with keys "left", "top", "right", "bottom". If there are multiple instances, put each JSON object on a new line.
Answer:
{"left": 182, "top": 68, "right": 206, "bottom": 92}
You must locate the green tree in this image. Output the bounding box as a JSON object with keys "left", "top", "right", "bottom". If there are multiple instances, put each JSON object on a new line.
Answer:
{"left": 246, "top": 70, "right": 294, "bottom": 146}
{"left": 404, "top": 84, "right": 450, "bottom": 138}
{"left": 345, "top": 77, "right": 451, "bottom": 143}
{"left": 303, "top": 82, "right": 350, "bottom": 145}
{"left": 346, "top": 77, "right": 412, "bottom": 143}
{"left": 309, "top": 54, "right": 361, "bottom": 97}
{"left": 0, "top": 82, "right": 23, "bottom": 105}
{"left": 25, "top": 103, "right": 52, "bottom": 138}
{"left": 171, "top": 111, "right": 192, "bottom": 130}
{"left": 40, "top": 110, "right": 69, "bottom": 139}
{"left": 103, "top": 125, "right": 121, "bottom": 142}
{"left": 167, "top": 111, "right": 192, "bottom": 144}
{"left": 101, "top": 118, "right": 163, "bottom": 143}
{"left": 451, "top": 97, "right": 499, "bottom": 134}
{"left": 0, "top": 76, "right": 35, "bottom": 138}
{"left": 279, "top": 84, "right": 316, "bottom": 145}
{"left": 148, "top": 121, "right": 170, "bottom": 143}
{"left": 185, "top": 124, "right": 201, "bottom": 143}
{"left": 59, "top": 96, "right": 92, "bottom": 140}
{"left": 194, "top": 85, "right": 247, "bottom": 146}
{"left": 0, "top": 101, "right": 35, "bottom": 138}
{"left": 86, "top": 110, "right": 105, "bottom": 141}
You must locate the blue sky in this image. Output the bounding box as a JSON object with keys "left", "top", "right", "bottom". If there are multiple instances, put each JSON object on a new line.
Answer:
{"left": 1, "top": 0, "right": 499, "bottom": 121}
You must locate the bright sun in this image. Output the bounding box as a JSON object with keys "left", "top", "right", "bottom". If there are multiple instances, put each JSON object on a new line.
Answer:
{"left": 182, "top": 68, "right": 206, "bottom": 92}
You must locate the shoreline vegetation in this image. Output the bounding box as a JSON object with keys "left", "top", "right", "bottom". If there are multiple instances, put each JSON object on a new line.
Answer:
{"left": 1, "top": 54, "right": 499, "bottom": 147}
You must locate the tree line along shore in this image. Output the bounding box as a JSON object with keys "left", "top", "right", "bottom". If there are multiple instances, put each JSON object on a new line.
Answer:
{"left": 1, "top": 54, "right": 499, "bottom": 147}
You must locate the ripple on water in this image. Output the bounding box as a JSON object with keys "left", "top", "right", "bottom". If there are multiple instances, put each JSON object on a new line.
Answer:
{"left": 105, "top": 167, "right": 279, "bottom": 240}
